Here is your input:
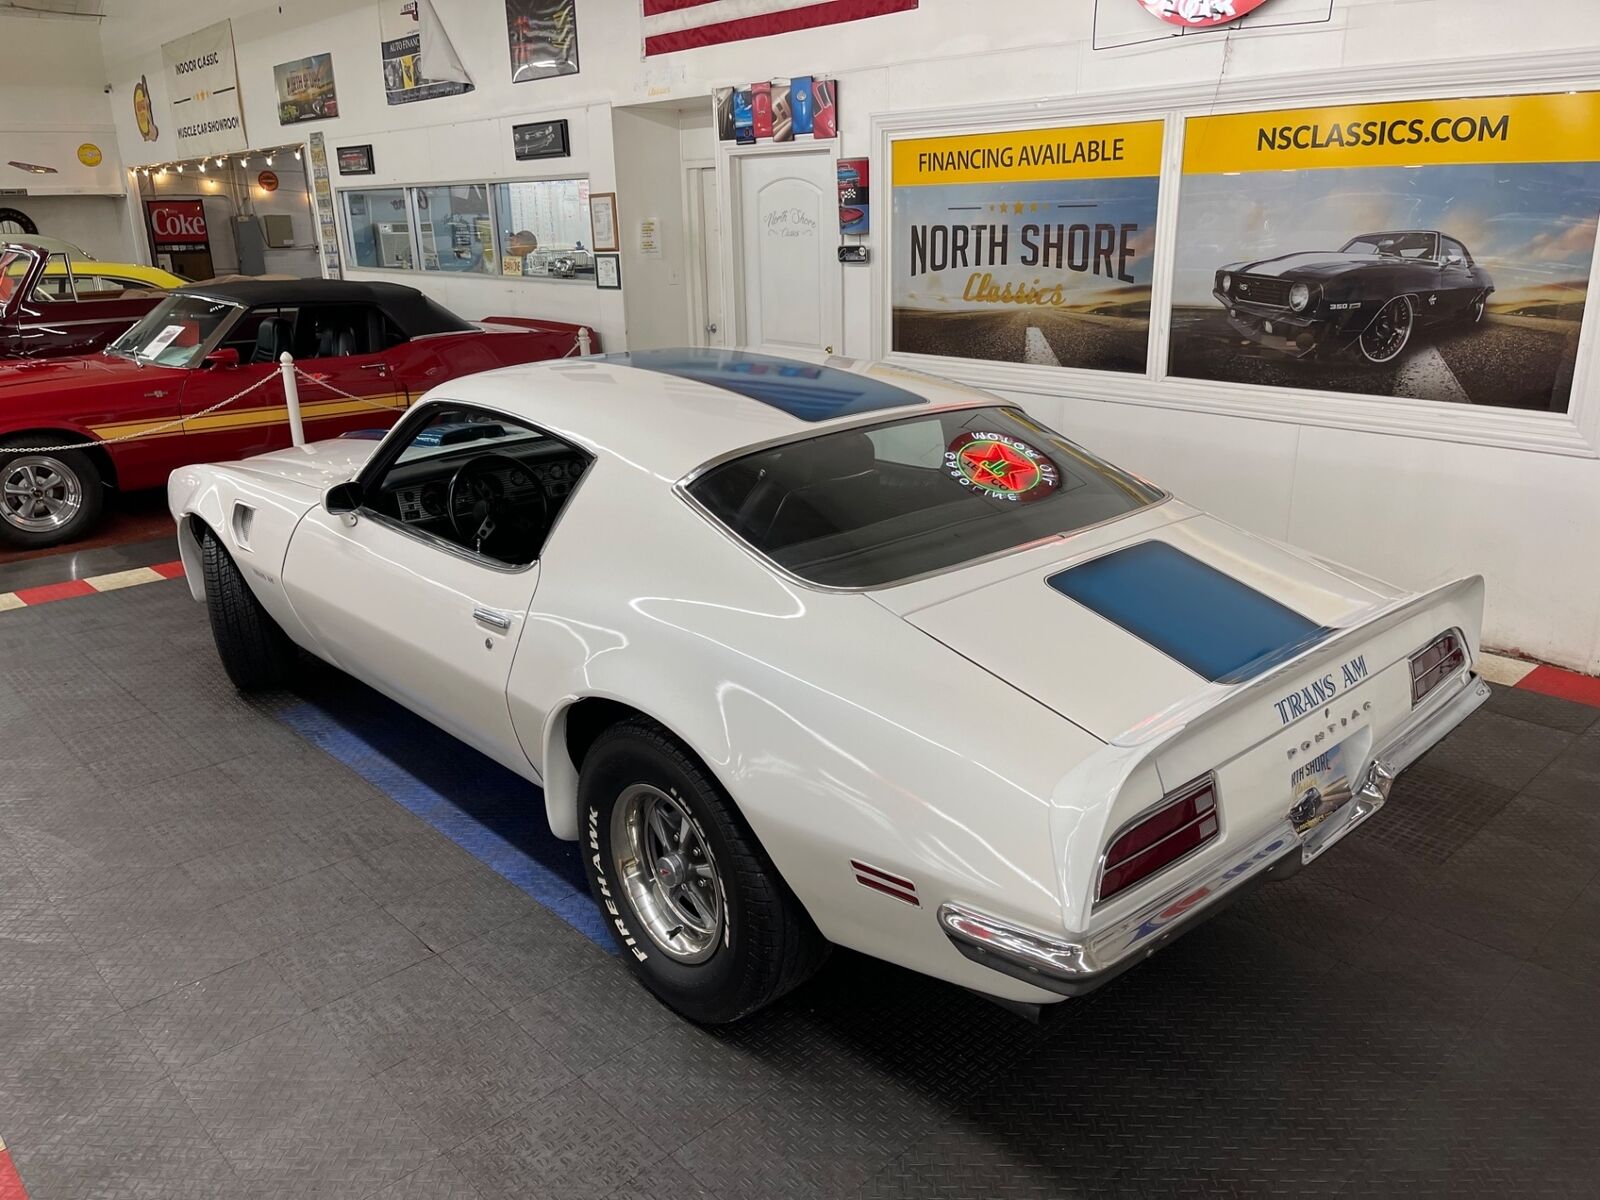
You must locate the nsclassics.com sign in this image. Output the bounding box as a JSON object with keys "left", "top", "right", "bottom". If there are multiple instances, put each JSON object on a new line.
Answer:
{"left": 161, "top": 18, "right": 248, "bottom": 158}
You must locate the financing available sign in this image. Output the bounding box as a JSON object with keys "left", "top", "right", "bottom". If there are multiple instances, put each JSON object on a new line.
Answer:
{"left": 1169, "top": 91, "right": 1600, "bottom": 414}
{"left": 162, "top": 20, "right": 248, "bottom": 158}
{"left": 890, "top": 121, "right": 1163, "bottom": 373}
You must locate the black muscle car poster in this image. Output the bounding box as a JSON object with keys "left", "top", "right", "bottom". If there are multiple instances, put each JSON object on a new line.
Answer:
{"left": 890, "top": 122, "right": 1163, "bottom": 373}
{"left": 1170, "top": 92, "right": 1600, "bottom": 412}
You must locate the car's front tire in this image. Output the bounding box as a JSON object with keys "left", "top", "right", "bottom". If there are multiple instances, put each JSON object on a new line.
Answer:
{"left": 199, "top": 526, "right": 296, "bottom": 690}
{"left": 1357, "top": 295, "right": 1415, "bottom": 364}
{"left": 0, "top": 439, "right": 104, "bottom": 549}
{"left": 578, "top": 717, "right": 828, "bottom": 1023}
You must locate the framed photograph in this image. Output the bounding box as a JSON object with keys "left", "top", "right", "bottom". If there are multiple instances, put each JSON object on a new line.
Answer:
{"left": 336, "top": 144, "right": 374, "bottom": 175}
{"left": 589, "top": 191, "right": 618, "bottom": 251}
{"left": 274, "top": 53, "right": 339, "bottom": 125}
{"left": 594, "top": 252, "right": 621, "bottom": 289}
{"left": 513, "top": 118, "right": 570, "bottom": 161}
{"left": 507, "top": 0, "right": 579, "bottom": 83}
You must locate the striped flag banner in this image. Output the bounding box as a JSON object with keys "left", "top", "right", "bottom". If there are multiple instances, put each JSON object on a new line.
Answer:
{"left": 642, "top": 0, "right": 917, "bottom": 56}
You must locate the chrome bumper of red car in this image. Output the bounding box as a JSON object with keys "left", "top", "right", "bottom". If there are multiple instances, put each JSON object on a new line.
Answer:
{"left": 939, "top": 671, "right": 1491, "bottom": 1000}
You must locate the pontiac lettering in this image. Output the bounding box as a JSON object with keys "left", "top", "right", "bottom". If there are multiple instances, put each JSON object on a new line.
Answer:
{"left": 1273, "top": 655, "right": 1369, "bottom": 726}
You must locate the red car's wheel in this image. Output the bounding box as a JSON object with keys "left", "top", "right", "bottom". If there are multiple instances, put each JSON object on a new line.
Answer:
{"left": 0, "top": 439, "right": 103, "bottom": 549}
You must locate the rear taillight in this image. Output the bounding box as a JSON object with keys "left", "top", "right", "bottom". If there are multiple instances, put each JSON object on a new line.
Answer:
{"left": 1097, "top": 776, "right": 1220, "bottom": 904}
{"left": 1410, "top": 630, "right": 1466, "bottom": 706}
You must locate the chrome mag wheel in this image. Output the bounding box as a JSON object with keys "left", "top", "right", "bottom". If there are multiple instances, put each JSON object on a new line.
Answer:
{"left": 1, "top": 454, "right": 83, "bottom": 533}
{"left": 1359, "top": 295, "right": 1415, "bottom": 364}
{"left": 611, "top": 782, "right": 725, "bottom": 963}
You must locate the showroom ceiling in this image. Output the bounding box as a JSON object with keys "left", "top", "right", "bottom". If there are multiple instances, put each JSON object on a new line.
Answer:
{"left": 0, "top": 0, "right": 105, "bottom": 18}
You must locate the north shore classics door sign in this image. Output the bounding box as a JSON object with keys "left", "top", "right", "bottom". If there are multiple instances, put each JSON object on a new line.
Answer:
{"left": 1137, "top": 0, "right": 1272, "bottom": 27}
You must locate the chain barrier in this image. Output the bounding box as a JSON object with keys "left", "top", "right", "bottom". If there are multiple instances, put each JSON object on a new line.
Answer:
{"left": 2, "top": 324, "right": 595, "bottom": 458}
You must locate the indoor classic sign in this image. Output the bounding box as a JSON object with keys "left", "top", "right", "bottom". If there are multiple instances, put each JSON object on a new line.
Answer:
{"left": 161, "top": 19, "right": 248, "bottom": 157}
{"left": 889, "top": 121, "right": 1162, "bottom": 374}
{"left": 1137, "top": 0, "right": 1271, "bottom": 27}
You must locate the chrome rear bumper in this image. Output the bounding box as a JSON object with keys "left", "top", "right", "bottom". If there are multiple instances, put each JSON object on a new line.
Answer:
{"left": 940, "top": 672, "right": 1491, "bottom": 999}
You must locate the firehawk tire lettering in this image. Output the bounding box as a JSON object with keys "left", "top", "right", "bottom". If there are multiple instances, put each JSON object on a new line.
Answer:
{"left": 589, "top": 804, "right": 647, "bottom": 961}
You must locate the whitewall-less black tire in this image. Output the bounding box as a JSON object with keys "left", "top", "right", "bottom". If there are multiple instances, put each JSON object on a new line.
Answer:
{"left": 200, "top": 526, "right": 296, "bottom": 690}
{"left": 579, "top": 717, "right": 828, "bottom": 1023}
{"left": 0, "top": 440, "right": 103, "bottom": 549}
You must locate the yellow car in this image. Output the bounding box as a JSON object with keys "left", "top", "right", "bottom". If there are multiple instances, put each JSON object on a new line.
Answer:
{"left": 34, "top": 259, "right": 186, "bottom": 300}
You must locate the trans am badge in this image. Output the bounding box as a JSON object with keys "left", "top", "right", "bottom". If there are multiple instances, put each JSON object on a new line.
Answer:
{"left": 945, "top": 432, "right": 1061, "bottom": 503}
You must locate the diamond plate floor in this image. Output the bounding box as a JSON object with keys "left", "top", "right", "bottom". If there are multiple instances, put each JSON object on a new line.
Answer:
{"left": 1, "top": 580, "right": 1597, "bottom": 1198}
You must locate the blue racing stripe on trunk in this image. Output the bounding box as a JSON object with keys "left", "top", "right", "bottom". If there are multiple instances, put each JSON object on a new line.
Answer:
{"left": 608, "top": 348, "right": 926, "bottom": 421}
{"left": 1048, "top": 541, "right": 1332, "bottom": 684}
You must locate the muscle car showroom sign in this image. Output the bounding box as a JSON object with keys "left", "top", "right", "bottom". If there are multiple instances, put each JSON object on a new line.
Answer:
{"left": 890, "top": 121, "right": 1162, "bottom": 372}
{"left": 161, "top": 20, "right": 248, "bottom": 158}
{"left": 1170, "top": 91, "right": 1600, "bottom": 413}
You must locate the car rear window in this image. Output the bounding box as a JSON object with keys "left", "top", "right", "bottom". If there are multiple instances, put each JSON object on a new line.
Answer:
{"left": 686, "top": 406, "right": 1163, "bottom": 588}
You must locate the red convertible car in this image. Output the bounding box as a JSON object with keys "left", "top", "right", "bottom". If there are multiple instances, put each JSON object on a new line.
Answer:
{"left": 0, "top": 278, "right": 594, "bottom": 548}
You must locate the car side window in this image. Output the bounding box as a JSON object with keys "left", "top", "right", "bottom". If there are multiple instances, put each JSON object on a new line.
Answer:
{"left": 361, "top": 403, "right": 592, "bottom": 570}
{"left": 295, "top": 303, "right": 385, "bottom": 359}
{"left": 220, "top": 306, "right": 299, "bottom": 363}
{"left": 1441, "top": 237, "right": 1470, "bottom": 265}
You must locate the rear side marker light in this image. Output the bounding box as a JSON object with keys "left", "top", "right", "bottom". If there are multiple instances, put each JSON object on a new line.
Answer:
{"left": 1097, "top": 776, "right": 1219, "bottom": 904}
{"left": 851, "top": 860, "right": 919, "bottom": 906}
{"left": 1410, "top": 630, "right": 1466, "bottom": 707}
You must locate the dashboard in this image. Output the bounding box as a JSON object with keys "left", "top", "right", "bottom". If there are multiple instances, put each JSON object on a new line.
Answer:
{"left": 392, "top": 457, "right": 586, "bottom": 524}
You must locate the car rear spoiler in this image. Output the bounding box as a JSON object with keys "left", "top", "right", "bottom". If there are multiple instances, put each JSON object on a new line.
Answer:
{"left": 1110, "top": 575, "right": 1486, "bottom": 749}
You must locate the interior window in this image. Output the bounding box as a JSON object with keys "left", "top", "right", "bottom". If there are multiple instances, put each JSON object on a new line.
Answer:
{"left": 363, "top": 403, "right": 591, "bottom": 568}
{"left": 492, "top": 179, "right": 593, "bottom": 278}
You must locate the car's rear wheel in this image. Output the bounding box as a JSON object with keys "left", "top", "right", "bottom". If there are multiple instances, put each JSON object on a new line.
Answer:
{"left": 1357, "top": 295, "right": 1415, "bottom": 364}
{"left": 199, "top": 526, "right": 296, "bottom": 690}
{"left": 0, "top": 441, "right": 103, "bottom": 549}
{"left": 578, "top": 717, "right": 828, "bottom": 1024}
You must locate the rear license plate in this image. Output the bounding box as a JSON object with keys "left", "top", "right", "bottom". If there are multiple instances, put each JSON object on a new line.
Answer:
{"left": 1288, "top": 742, "right": 1354, "bottom": 835}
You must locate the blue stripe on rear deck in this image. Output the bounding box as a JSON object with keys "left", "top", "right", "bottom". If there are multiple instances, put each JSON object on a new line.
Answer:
{"left": 607, "top": 348, "right": 927, "bottom": 422}
{"left": 1047, "top": 541, "right": 1333, "bottom": 684}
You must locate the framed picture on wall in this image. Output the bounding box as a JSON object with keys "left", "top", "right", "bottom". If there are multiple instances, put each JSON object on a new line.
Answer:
{"left": 594, "top": 252, "right": 621, "bottom": 289}
{"left": 513, "top": 118, "right": 570, "bottom": 160}
{"left": 589, "top": 191, "right": 618, "bottom": 251}
{"left": 336, "top": 144, "right": 375, "bottom": 175}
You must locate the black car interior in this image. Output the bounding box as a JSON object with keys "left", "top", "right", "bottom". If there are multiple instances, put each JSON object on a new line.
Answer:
{"left": 362, "top": 417, "right": 590, "bottom": 568}
{"left": 225, "top": 303, "right": 410, "bottom": 363}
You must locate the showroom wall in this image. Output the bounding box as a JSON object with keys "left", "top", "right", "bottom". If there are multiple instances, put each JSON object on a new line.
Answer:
{"left": 0, "top": 13, "right": 136, "bottom": 259}
{"left": 94, "top": 0, "right": 1600, "bottom": 671}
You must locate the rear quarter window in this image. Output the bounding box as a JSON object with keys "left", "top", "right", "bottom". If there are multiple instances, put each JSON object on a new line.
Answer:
{"left": 687, "top": 406, "right": 1163, "bottom": 588}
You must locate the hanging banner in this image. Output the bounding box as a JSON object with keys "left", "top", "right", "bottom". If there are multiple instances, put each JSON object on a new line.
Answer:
{"left": 162, "top": 20, "right": 247, "bottom": 158}
{"left": 1169, "top": 91, "right": 1600, "bottom": 413}
{"left": 506, "top": 0, "right": 579, "bottom": 83}
{"left": 380, "top": 0, "right": 474, "bottom": 106}
{"left": 307, "top": 132, "right": 343, "bottom": 279}
{"left": 891, "top": 121, "right": 1163, "bottom": 372}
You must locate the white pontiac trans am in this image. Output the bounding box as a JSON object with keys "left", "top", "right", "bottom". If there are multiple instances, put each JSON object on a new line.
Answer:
{"left": 168, "top": 349, "right": 1488, "bottom": 1023}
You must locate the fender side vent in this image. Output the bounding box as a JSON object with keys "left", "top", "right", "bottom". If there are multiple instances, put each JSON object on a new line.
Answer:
{"left": 231, "top": 503, "right": 255, "bottom": 548}
{"left": 851, "top": 860, "right": 919, "bottom": 906}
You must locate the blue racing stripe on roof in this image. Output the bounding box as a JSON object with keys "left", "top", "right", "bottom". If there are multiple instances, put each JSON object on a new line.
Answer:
{"left": 1048, "top": 541, "right": 1333, "bottom": 684}
{"left": 608, "top": 348, "right": 927, "bottom": 422}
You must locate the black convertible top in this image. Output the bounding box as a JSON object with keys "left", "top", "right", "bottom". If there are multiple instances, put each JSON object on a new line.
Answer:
{"left": 174, "top": 278, "right": 474, "bottom": 337}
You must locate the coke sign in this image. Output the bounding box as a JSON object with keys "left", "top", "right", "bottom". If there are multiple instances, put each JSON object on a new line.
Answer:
{"left": 147, "top": 200, "right": 209, "bottom": 247}
{"left": 1136, "top": 0, "right": 1272, "bottom": 28}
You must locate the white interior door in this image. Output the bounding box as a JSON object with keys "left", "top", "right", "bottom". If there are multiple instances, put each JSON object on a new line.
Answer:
{"left": 732, "top": 148, "right": 840, "bottom": 355}
{"left": 687, "top": 165, "right": 723, "bottom": 347}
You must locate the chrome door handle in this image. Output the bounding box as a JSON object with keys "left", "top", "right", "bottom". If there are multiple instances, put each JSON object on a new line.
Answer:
{"left": 473, "top": 607, "right": 512, "bottom": 631}
{"left": 359, "top": 362, "right": 388, "bottom": 371}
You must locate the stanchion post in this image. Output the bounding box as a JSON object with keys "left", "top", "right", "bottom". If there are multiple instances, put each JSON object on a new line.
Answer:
{"left": 278, "top": 351, "right": 306, "bottom": 449}
{"left": 577, "top": 327, "right": 593, "bottom": 357}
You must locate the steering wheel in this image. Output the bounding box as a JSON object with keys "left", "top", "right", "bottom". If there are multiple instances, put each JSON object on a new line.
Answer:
{"left": 446, "top": 453, "right": 550, "bottom": 556}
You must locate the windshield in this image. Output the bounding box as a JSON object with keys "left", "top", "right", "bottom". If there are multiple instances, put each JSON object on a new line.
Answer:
{"left": 107, "top": 294, "right": 241, "bottom": 367}
{"left": 0, "top": 248, "right": 37, "bottom": 310}
{"left": 687, "top": 406, "right": 1164, "bottom": 588}
{"left": 1342, "top": 232, "right": 1438, "bottom": 259}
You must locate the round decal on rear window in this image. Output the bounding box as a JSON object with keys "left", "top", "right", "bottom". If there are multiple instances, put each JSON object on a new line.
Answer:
{"left": 944, "top": 432, "right": 1061, "bottom": 503}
